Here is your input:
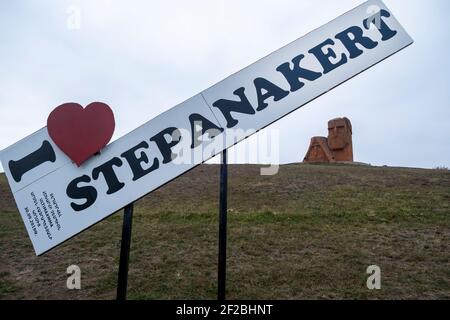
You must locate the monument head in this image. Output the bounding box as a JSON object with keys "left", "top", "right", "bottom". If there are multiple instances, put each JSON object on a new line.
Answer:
{"left": 309, "top": 137, "right": 324, "bottom": 159}
{"left": 327, "top": 117, "right": 352, "bottom": 151}
{"left": 303, "top": 137, "right": 331, "bottom": 163}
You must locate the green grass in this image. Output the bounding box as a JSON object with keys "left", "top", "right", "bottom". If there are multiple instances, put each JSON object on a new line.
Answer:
{"left": 0, "top": 272, "right": 19, "bottom": 298}
{"left": 0, "top": 163, "right": 449, "bottom": 299}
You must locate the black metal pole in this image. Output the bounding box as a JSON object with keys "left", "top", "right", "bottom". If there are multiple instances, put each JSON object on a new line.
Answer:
{"left": 218, "top": 149, "right": 228, "bottom": 300}
{"left": 116, "top": 202, "right": 134, "bottom": 301}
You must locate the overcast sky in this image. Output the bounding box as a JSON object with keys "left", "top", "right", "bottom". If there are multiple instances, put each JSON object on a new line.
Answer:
{"left": 0, "top": 0, "right": 449, "bottom": 170}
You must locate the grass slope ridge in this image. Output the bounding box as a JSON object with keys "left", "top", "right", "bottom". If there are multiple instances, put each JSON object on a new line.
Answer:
{"left": 0, "top": 163, "right": 449, "bottom": 299}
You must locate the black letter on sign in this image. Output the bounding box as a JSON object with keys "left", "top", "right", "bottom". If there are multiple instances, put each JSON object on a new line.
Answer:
{"left": 364, "top": 9, "right": 397, "bottom": 41}
{"left": 276, "top": 54, "right": 322, "bottom": 92}
{"left": 335, "top": 26, "right": 378, "bottom": 59}
{"left": 121, "top": 141, "right": 159, "bottom": 181}
{"left": 254, "top": 77, "right": 289, "bottom": 111}
{"left": 92, "top": 157, "right": 125, "bottom": 194}
{"left": 67, "top": 175, "right": 98, "bottom": 211}
{"left": 189, "top": 113, "right": 224, "bottom": 148}
{"left": 8, "top": 140, "right": 56, "bottom": 183}
{"left": 150, "top": 127, "right": 182, "bottom": 164}
{"left": 308, "top": 38, "right": 348, "bottom": 74}
{"left": 212, "top": 87, "right": 255, "bottom": 128}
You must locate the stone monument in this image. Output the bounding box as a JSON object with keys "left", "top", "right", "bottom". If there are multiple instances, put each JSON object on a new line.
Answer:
{"left": 303, "top": 117, "right": 353, "bottom": 163}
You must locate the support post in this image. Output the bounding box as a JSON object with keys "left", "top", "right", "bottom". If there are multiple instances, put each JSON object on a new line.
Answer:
{"left": 116, "top": 202, "right": 134, "bottom": 301}
{"left": 218, "top": 149, "right": 228, "bottom": 300}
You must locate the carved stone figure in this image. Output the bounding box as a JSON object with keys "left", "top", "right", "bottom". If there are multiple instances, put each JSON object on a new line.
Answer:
{"left": 303, "top": 117, "right": 353, "bottom": 163}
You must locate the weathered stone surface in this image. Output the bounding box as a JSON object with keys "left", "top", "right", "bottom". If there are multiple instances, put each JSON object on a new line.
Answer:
{"left": 303, "top": 117, "right": 353, "bottom": 163}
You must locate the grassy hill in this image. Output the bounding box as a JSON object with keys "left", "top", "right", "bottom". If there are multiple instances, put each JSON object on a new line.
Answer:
{"left": 0, "top": 163, "right": 449, "bottom": 299}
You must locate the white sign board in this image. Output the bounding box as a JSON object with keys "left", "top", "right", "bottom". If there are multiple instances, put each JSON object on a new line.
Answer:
{"left": 0, "top": 0, "right": 413, "bottom": 255}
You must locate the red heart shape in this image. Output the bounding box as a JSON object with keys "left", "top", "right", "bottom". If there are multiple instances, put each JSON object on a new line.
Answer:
{"left": 47, "top": 102, "right": 115, "bottom": 166}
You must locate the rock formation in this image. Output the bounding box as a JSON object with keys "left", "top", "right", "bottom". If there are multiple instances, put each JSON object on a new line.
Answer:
{"left": 303, "top": 117, "right": 353, "bottom": 163}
